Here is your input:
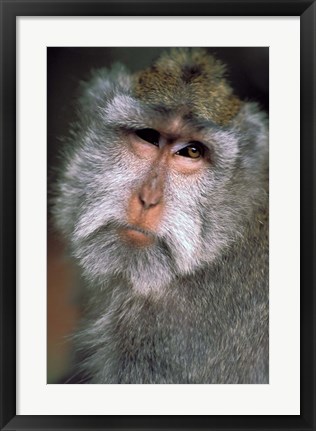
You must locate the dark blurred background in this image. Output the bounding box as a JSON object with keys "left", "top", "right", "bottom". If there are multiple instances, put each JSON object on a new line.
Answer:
{"left": 47, "top": 47, "right": 269, "bottom": 383}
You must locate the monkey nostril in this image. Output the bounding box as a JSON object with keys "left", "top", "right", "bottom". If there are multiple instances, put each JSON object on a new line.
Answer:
{"left": 139, "top": 190, "right": 161, "bottom": 210}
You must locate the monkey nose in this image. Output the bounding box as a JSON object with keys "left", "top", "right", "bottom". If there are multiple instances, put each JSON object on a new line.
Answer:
{"left": 139, "top": 185, "right": 162, "bottom": 210}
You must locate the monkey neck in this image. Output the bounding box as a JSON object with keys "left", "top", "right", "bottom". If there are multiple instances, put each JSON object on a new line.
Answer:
{"left": 74, "top": 204, "right": 268, "bottom": 383}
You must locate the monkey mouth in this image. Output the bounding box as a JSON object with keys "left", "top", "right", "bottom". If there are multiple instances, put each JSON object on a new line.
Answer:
{"left": 119, "top": 224, "right": 156, "bottom": 247}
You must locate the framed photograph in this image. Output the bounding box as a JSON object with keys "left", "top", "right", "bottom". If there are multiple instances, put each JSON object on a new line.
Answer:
{"left": 47, "top": 45, "right": 270, "bottom": 388}
{"left": 1, "top": 1, "right": 315, "bottom": 430}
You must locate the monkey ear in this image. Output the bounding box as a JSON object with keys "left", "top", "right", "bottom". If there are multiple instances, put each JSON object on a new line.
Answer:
{"left": 230, "top": 102, "right": 269, "bottom": 173}
{"left": 233, "top": 103, "right": 268, "bottom": 152}
{"left": 77, "top": 63, "right": 133, "bottom": 116}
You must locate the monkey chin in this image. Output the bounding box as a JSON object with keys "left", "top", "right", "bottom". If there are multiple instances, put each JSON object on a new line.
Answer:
{"left": 119, "top": 227, "right": 155, "bottom": 247}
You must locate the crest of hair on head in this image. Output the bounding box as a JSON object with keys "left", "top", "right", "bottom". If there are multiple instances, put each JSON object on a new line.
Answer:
{"left": 133, "top": 48, "right": 242, "bottom": 125}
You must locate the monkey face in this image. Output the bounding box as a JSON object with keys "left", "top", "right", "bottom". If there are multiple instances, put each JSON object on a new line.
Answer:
{"left": 119, "top": 122, "right": 212, "bottom": 248}
{"left": 58, "top": 117, "right": 216, "bottom": 293}
{"left": 54, "top": 53, "right": 268, "bottom": 295}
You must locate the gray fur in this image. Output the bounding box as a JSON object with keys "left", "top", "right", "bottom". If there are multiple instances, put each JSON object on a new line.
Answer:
{"left": 53, "top": 55, "right": 269, "bottom": 384}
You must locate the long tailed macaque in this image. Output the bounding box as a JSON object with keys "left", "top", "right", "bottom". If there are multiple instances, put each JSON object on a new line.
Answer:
{"left": 53, "top": 48, "right": 269, "bottom": 383}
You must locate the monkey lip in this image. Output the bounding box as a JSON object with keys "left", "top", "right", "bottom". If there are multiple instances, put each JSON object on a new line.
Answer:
{"left": 119, "top": 225, "right": 156, "bottom": 247}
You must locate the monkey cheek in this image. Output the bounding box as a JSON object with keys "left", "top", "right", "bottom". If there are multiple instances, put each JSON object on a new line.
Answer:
{"left": 119, "top": 228, "right": 155, "bottom": 247}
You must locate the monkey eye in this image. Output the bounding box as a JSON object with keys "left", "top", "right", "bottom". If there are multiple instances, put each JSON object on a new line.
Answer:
{"left": 135, "top": 128, "right": 160, "bottom": 146}
{"left": 176, "top": 142, "right": 205, "bottom": 159}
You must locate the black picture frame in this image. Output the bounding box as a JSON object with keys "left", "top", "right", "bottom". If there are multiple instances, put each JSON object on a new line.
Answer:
{"left": 1, "top": 1, "right": 315, "bottom": 430}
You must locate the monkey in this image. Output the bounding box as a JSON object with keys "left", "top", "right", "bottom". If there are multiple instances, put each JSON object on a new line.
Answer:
{"left": 53, "top": 48, "right": 269, "bottom": 384}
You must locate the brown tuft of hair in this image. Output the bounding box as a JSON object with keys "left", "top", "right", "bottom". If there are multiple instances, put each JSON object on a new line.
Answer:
{"left": 133, "top": 48, "right": 242, "bottom": 126}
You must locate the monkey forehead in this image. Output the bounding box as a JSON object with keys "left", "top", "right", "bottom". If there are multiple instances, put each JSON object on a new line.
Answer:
{"left": 102, "top": 94, "right": 221, "bottom": 137}
{"left": 133, "top": 78, "right": 241, "bottom": 127}
{"left": 148, "top": 113, "right": 217, "bottom": 141}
